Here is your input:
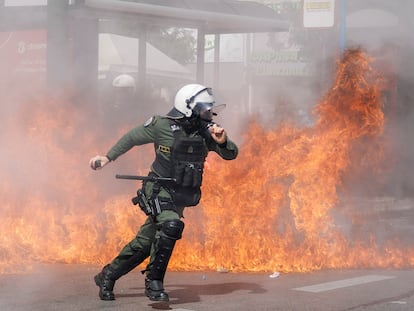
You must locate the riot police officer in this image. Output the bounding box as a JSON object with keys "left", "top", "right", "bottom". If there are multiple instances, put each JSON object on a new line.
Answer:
{"left": 89, "top": 84, "right": 238, "bottom": 302}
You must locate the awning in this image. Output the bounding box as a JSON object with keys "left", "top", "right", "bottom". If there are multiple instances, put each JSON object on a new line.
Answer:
{"left": 84, "top": 0, "right": 289, "bottom": 34}
{"left": 98, "top": 33, "right": 192, "bottom": 79}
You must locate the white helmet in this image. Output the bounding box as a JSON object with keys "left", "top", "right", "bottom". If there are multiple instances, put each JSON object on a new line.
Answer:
{"left": 112, "top": 74, "right": 136, "bottom": 89}
{"left": 173, "top": 84, "right": 224, "bottom": 120}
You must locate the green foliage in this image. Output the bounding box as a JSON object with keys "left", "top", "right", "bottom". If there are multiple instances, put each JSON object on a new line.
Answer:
{"left": 148, "top": 27, "right": 196, "bottom": 65}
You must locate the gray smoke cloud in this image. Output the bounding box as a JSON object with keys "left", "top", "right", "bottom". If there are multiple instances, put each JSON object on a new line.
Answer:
{"left": 1, "top": 0, "right": 414, "bottom": 275}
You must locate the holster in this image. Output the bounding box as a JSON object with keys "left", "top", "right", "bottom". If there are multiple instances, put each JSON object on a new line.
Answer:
{"left": 132, "top": 183, "right": 172, "bottom": 217}
{"left": 132, "top": 189, "right": 152, "bottom": 216}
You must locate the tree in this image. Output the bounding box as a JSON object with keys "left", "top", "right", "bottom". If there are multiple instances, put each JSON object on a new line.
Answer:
{"left": 147, "top": 26, "right": 196, "bottom": 65}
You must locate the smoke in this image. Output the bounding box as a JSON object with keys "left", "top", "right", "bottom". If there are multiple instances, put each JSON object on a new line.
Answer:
{"left": 341, "top": 3, "right": 414, "bottom": 199}
{"left": 1, "top": 1, "right": 414, "bottom": 273}
{"left": 252, "top": 2, "right": 414, "bottom": 201}
{"left": 210, "top": 1, "right": 414, "bottom": 257}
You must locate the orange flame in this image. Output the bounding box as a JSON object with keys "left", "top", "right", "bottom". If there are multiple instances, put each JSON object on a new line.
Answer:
{"left": 1, "top": 49, "right": 414, "bottom": 275}
{"left": 172, "top": 49, "right": 414, "bottom": 272}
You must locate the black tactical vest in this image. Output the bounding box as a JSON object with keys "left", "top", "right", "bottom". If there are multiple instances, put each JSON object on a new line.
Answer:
{"left": 153, "top": 120, "right": 208, "bottom": 188}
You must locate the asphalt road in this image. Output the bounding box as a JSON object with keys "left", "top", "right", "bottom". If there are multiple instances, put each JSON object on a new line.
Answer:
{"left": 1, "top": 264, "right": 414, "bottom": 311}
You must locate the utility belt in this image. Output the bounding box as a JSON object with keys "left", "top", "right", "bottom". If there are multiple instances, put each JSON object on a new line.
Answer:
{"left": 132, "top": 178, "right": 201, "bottom": 217}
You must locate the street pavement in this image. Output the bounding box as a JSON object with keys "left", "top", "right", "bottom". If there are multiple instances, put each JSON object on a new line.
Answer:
{"left": 1, "top": 264, "right": 414, "bottom": 311}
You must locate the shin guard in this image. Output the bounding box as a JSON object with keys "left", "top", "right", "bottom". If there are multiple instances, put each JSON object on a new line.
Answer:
{"left": 145, "top": 219, "right": 184, "bottom": 301}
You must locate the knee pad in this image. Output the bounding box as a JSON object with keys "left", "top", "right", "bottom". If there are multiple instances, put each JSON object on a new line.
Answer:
{"left": 160, "top": 219, "right": 184, "bottom": 240}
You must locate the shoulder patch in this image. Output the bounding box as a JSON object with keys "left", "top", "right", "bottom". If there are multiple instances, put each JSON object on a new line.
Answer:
{"left": 170, "top": 124, "right": 180, "bottom": 132}
{"left": 144, "top": 116, "right": 156, "bottom": 127}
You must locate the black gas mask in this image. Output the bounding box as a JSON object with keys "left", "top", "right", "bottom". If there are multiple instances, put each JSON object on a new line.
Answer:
{"left": 179, "top": 99, "right": 225, "bottom": 136}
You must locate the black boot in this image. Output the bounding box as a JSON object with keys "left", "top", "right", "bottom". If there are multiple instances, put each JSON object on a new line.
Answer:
{"left": 145, "top": 278, "right": 169, "bottom": 302}
{"left": 94, "top": 248, "right": 150, "bottom": 301}
{"left": 144, "top": 220, "right": 184, "bottom": 302}
{"left": 94, "top": 265, "right": 116, "bottom": 301}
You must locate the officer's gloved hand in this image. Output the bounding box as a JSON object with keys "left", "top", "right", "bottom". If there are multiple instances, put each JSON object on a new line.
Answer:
{"left": 89, "top": 155, "right": 111, "bottom": 170}
{"left": 209, "top": 123, "right": 227, "bottom": 145}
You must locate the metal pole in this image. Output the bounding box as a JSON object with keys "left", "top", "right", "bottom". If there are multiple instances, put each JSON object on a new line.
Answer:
{"left": 138, "top": 25, "right": 147, "bottom": 90}
{"left": 339, "top": 0, "right": 346, "bottom": 56}
{"left": 47, "top": 0, "right": 69, "bottom": 90}
{"left": 196, "top": 27, "right": 205, "bottom": 83}
{"left": 213, "top": 33, "right": 220, "bottom": 88}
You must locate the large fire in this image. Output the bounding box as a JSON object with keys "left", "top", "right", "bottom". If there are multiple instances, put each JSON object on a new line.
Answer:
{"left": 1, "top": 49, "right": 413, "bottom": 274}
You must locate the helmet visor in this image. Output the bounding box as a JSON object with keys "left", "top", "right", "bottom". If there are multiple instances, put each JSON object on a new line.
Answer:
{"left": 194, "top": 102, "right": 226, "bottom": 121}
